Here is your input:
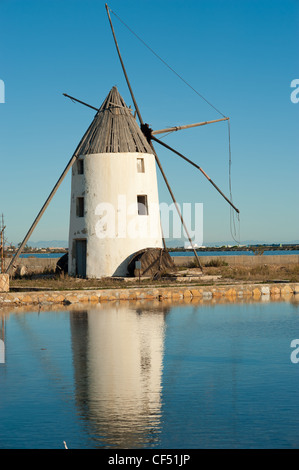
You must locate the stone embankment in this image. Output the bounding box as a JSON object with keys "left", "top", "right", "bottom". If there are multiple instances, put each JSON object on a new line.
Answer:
{"left": 1, "top": 282, "right": 299, "bottom": 307}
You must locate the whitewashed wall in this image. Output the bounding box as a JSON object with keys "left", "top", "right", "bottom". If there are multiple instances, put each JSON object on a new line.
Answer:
{"left": 68, "top": 152, "right": 163, "bottom": 277}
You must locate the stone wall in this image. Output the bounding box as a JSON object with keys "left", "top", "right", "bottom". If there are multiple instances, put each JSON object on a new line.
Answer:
{"left": 0, "top": 282, "right": 298, "bottom": 307}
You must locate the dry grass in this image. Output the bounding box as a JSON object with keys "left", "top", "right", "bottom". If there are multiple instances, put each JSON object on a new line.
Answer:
{"left": 203, "top": 264, "right": 299, "bottom": 283}
{"left": 9, "top": 263, "right": 299, "bottom": 291}
{"left": 10, "top": 271, "right": 189, "bottom": 291}
{"left": 10, "top": 274, "right": 135, "bottom": 291}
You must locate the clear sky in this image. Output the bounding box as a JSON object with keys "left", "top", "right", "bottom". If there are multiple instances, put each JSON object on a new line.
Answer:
{"left": 0, "top": 0, "right": 298, "bottom": 247}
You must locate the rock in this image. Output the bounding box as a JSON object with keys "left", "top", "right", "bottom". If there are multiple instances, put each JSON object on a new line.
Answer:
{"left": 15, "top": 265, "right": 27, "bottom": 277}
{"left": 0, "top": 274, "right": 9, "bottom": 292}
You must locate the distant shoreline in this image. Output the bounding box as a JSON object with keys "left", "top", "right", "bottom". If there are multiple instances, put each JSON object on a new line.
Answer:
{"left": 4, "top": 244, "right": 299, "bottom": 257}
{"left": 168, "top": 244, "right": 299, "bottom": 253}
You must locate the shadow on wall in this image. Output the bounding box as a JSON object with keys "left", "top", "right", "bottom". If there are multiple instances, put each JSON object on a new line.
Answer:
{"left": 55, "top": 248, "right": 175, "bottom": 279}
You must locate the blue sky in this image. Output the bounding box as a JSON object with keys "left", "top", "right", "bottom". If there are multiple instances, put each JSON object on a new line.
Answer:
{"left": 0, "top": 0, "right": 298, "bottom": 246}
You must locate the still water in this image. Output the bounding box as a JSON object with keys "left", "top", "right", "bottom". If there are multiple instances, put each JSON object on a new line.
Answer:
{"left": 1, "top": 299, "right": 299, "bottom": 449}
{"left": 18, "top": 250, "right": 299, "bottom": 258}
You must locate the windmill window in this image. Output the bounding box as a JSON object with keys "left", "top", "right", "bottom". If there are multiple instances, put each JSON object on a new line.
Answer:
{"left": 77, "top": 159, "right": 84, "bottom": 175}
{"left": 76, "top": 197, "right": 84, "bottom": 217}
{"left": 137, "top": 195, "right": 148, "bottom": 215}
{"left": 137, "top": 158, "right": 145, "bottom": 173}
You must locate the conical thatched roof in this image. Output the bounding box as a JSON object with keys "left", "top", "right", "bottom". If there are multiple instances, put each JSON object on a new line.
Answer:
{"left": 75, "top": 86, "right": 153, "bottom": 155}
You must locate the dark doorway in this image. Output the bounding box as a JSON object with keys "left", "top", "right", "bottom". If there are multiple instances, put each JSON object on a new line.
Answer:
{"left": 75, "top": 239, "right": 87, "bottom": 277}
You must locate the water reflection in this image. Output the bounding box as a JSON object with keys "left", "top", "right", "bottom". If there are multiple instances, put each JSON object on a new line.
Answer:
{"left": 1, "top": 295, "right": 299, "bottom": 449}
{"left": 70, "top": 304, "right": 169, "bottom": 448}
{"left": 0, "top": 316, "right": 4, "bottom": 342}
{"left": 0, "top": 316, "right": 4, "bottom": 363}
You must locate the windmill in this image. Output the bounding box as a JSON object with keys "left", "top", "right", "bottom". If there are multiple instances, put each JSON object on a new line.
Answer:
{"left": 6, "top": 4, "right": 239, "bottom": 279}
{"left": 67, "top": 85, "right": 165, "bottom": 278}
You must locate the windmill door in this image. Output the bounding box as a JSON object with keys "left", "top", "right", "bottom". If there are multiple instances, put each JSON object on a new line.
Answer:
{"left": 75, "top": 239, "right": 87, "bottom": 277}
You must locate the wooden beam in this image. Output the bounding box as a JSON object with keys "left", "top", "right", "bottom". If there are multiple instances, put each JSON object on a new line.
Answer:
{"left": 105, "top": 4, "right": 144, "bottom": 125}
{"left": 5, "top": 152, "right": 79, "bottom": 275}
{"left": 63, "top": 93, "right": 99, "bottom": 111}
{"left": 152, "top": 148, "right": 203, "bottom": 270}
{"left": 151, "top": 135, "right": 240, "bottom": 214}
{"left": 5, "top": 110, "right": 95, "bottom": 276}
{"left": 105, "top": 3, "right": 202, "bottom": 270}
{"left": 152, "top": 117, "right": 229, "bottom": 135}
{"left": 0, "top": 225, "right": 5, "bottom": 274}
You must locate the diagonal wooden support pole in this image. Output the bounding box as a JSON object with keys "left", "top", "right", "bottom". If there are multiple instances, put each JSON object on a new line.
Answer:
{"left": 151, "top": 135, "right": 240, "bottom": 214}
{"left": 105, "top": 3, "right": 202, "bottom": 270}
{"left": 5, "top": 117, "right": 94, "bottom": 276}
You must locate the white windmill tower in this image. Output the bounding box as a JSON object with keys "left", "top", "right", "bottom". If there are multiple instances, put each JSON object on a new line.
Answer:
{"left": 68, "top": 86, "right": 164, "bottom": 278}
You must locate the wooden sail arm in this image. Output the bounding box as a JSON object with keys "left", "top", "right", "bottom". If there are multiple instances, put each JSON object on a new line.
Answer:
{"left": 105, "top": 4, "right": 144, "bottom": 126}
{"left": 63, "top": 93, "right": 99, "bottom": 111}
{"left": 105, "top": 4, "right": 202, "bottom": 269}
{"left": 63, "top": 93, "right": 133, "bottom": 113}
{"left": 152, "top": 117, "right": 229, "bottom": 135}
{"left": 151, "top": 135, "right": 240, "bottom": 214}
